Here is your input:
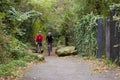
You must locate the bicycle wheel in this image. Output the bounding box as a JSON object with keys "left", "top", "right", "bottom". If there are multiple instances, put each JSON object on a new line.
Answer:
{"left": 37, "top": 44, "right": 41, "bottom": 54}
{"left": 48, "top": 45, "right": 51, "bottom": 56}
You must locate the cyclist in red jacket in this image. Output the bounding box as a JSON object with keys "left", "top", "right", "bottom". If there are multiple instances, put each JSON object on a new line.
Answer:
{"left": 34, "top": 31, "right": 44, "bottom": 53}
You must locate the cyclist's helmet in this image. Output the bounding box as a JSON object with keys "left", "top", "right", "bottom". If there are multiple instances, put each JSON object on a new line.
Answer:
{"left": 38, "top": 31, "right": 41, "bottom": 33}
{"left": 48, "top": 32, "right": 51, "bottom": 35}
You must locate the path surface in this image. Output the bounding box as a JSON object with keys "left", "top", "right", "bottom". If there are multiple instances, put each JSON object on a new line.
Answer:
{"left": 22, "top": 55, "right": 120, "bottom": 80}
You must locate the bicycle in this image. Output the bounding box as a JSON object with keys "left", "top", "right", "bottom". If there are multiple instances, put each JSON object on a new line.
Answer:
{"left": 47, "top": 43, "right": 52, "bottom": 56}
{"left": 37, "top": 44, "right": 41, "bottom": 54}
{"left": 36, "top": 42, "right": 42, "bottom": 54}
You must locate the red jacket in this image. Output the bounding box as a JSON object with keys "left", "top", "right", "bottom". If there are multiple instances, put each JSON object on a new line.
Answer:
{"left": 34, "top": 34, "right": 44, "bottom": 42}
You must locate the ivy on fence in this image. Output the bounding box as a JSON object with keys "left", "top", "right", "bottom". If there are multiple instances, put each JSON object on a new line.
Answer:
{"left": 74, "top": 14, "right": 100, "bottom": 56}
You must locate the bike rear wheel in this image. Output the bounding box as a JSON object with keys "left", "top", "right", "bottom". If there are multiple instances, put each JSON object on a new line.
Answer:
{"left": 48, "top": 44, "right": 52, "bottom": 56}
{"left": 37, "top": 44, "right": 41, "bottom": 54}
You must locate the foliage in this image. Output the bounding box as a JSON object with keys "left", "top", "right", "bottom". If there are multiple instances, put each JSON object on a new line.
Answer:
{"left": 74, "top": 14, "right": 100, "bottom": 56}
{"left": 28, "top": 53, "right": 45, "bottom": 61}
{"left": 111, "top": 4, "right": 120, "bottom": 22}
{"left": 0, "top": 12, "right": 9, "bottom": 64}
{"left": 74, "top": 0, "right": 120, "bottom": 17}
{"left": 8, "top": 37, "right": 28, "bottom": 60}
{"left": 29, "top": 0, "right": 57, "bottom": 36}
{"left": 0, "top": 63, "right": 15, "bottom": 76}
{"left": 22, "top": 55, "right": 35, "bottom": 62}
{"left": 103, "top": 59, "right": 117, "bottom": 67}
{"left": 0, "top": 36, "right": 45, "bottom": 77}
{"left": 11, "top": 60, "right": 26, "bottom": 67}
{"left": 0, "top": 0, "right": 120, "bottom": 78}
{"left": 8, "top": 6, "right": 42, "bottom": 24}
{"left": 110, "top": 4, "right": 120, "bottom": 11}
{"left": 49, "top": 0, "right": 76, "bottom": 46}
{"left": 7, "top": 6, "right": 42, "bottom": 42}
{"left": 0, "top": 60, "right": 26, "bottom": 76}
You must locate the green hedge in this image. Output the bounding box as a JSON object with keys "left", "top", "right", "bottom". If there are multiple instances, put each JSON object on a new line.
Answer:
{"left": 74, "top": 14, "right": 100, "bottom": 56}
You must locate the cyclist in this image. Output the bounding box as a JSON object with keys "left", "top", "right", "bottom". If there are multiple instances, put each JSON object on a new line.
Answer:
{"left": 34, "top": 31, "right": 44, "bottom": 54}
{"left": 46, "top": 32, "right": 53, "bottom": 56}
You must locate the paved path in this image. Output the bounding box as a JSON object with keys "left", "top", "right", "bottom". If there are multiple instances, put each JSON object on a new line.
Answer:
{"left": 22, "top": 56, "right": 120, "bottom": 80}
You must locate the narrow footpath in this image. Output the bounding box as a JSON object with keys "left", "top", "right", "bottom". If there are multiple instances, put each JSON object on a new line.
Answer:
{"left": 22, "top": 54, "right": 120, "bottom": 80}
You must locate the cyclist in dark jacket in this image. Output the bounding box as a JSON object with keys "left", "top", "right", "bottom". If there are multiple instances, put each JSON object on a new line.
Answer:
{"left": 46, "top": 32, "right": 53, "bottom": 55}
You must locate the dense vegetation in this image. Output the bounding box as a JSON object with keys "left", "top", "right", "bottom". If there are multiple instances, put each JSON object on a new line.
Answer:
{"left": 0, "top": 0, "right": 45, "bottom": 78}
{"left": 0, "top": 0, "right": 120, "bottom": 78}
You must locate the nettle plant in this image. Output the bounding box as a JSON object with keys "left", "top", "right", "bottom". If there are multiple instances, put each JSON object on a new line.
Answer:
{"left": 74, "top": 14, "right": 100, "bottom": 56}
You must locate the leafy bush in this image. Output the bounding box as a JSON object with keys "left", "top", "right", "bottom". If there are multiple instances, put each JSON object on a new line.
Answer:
{"left": 0, "top": 36, "right": 45, "bottom": 77}
{"left": 28, "top": 53, "right": 45, "bottom": 61}
{"left": 0, "top": 33, "right": 10, "bottom": 63}
{"left": 11, "top": 60, "right": 26, "bottom": 67}
{"left": 8, "top": 37, "right": 28, "bottom": 59}
{"left": 103, "top": 59, "right": 117, "bottom": 67}
{"left": 22, "top": 55, "right": 35, "bottom": 62}
{"left": 0, "top": 45, "right": 44, "bottom": 77}
{"left": 0, "top": 63, "right": 15, "bottom": 76}
{"left": 0, "top": 60, "right": 26, "bottom": 76}
{"left": 74, "top": 14, "right": 100, "bottom": 56}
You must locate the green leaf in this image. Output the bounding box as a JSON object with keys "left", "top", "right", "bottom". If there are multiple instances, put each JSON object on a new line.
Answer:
{"left": 0, "top": 13, "right": 5, "bottom": 19}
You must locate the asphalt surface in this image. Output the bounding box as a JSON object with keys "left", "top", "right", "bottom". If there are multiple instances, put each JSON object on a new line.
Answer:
{"left": 22, "top": 56, "right": 120, "bottom": 80}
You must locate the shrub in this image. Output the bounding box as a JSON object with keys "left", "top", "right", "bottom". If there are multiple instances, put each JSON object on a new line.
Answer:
{"left": 0, "top": 37, "right": 45, "bottom": 77}
{"left": 74, "top": 14, "right": 100, "bottom": 56}
{"left": 0, "top": 60, "right": 26, "bottom": 76}
{"left": 22, "top": 55, "right": 35, "bottom": 62}
{"left": 8, "top": 37, "right": 28, "bottom": 59}
{"left": 11, "top": 60, "right": 26, "bottom": 67}
{"left": 28, "top": 53, "right": 45, "bottom": 61}
{"left": 0, "top": 63, "right": 15, "bottom": 76}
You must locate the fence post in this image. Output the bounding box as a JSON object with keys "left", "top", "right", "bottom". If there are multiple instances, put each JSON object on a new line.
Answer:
{"left": 106, "top": 10, "right": 116, "bottom": 60}
{"left": 96, "top": 18, "right": 103, "bottom": 58}
{"left": 105, "top": 17, "right": 111, "bottom": 59}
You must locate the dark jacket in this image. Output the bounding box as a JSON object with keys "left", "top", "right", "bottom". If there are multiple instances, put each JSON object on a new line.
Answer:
{"left": 46, "top": 35, "right": 53, "bottom": 43}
